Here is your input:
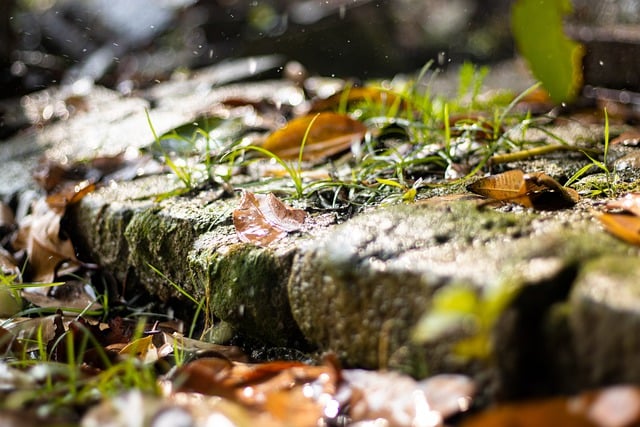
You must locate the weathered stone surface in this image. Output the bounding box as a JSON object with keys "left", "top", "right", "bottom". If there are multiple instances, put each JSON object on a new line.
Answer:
{"left": 70, "top": 175, "right": 309, "bottom": 346}
{"left": 288, "top": 201, "right": 636, "bottom": 388}
{"left": 569, "top": 255, "right": 640, "bottom": 387}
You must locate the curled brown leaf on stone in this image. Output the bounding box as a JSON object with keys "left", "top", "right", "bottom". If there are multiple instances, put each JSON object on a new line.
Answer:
{"left": 262, "top": 112, "right": 367, "bottom": 162}
{"left": 12, "top": 199, "right": 81, "bottom": 283}
{"left": 467, "top": 169, "right": 579, "bottom": 210}
{"left": 233, "top": 191, "right": 306, "bottom": 247}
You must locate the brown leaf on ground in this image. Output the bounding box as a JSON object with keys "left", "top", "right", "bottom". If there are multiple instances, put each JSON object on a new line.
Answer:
{"left": 604, "top": 193, "right": 640, "bottom": 217}
{"left": 343, "top": 370, "right": 475, "bottom": 427}
{"left": 0, "top": 202, "right": 16, "bottom": 234}
{"left": 598, "top": 213, "right": 640, "bottom": 246}
{"left": 262, "top": 112, "right": 367, "bottom": 161}
{"left": 33, "top": 154, "right": 127, "bottom": 194}
{"left": 599, "top": 193, "right": 640, "bottom": 246}
{"left": 467, "top": 169, "right": 579, "bottom": 210}
{"left": 174, "top": 356, "right": 340, "bottom": 426}
{"left": 0, "top": 247, "right": 20, "bottom": 277}
{"left": 610, "top": 130, "right": 640, "bottom": 146}
{"left": 310, "top": 86, "right": 406, "bottom": 112}
{"left": 45, "top": 180, "right": 96, "bottom": 214}
{"left": 12, "top": 199, "right": 81, "bottom": 283}
{"left": 462, "top": 385, "right": 640, "bottom": 427}
{"left": 233, "top": 191, "right": 307, "bottom": 247}
{"left": 0, "top": 326, "right": 23, "bottom": 355}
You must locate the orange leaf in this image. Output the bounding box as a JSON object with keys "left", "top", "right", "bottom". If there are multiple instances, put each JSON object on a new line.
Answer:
{"left": 599, "top": 213, "right": 640, "bottom": 246}
{"left": 262, "top": 112, "right": 367, "bottom": 161}
{"left": 45, "top": 181, "right": 97, "bottom": 214}
{"left": 467, "top": 169, "right": 531, "bottom": 206}
{"left": 310, "top": 87, "right": 405, "bottom": 112}
{"left": 463, "top": 385, "right": 640, "bottom": 427}
{"left": 233, "top": 191, "right": 306, "bottom": 247}
{"left": 467, "top": 170, "right": 578, "bottom": 210}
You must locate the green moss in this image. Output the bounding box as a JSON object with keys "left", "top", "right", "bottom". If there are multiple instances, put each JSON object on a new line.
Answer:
{"left": 206, "top": 244, "right": 303, "bottom": 346}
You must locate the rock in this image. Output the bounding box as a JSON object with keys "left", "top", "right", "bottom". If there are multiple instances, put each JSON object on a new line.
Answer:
{"left": 569, "top": 255, "right": 640, "bottom": 387}
{"left": 288, "top": 201, "right": 635, "bottom": 393}
{"left": 70, "top": 175, "right": 308, "bottom": 346}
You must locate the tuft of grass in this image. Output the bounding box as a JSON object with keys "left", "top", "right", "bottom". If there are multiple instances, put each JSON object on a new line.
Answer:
{"left": 147, "top": 263, "right": 209, "bottom": 339}
{"left": 565, "top": 108, "right": 613, "bottom": 195}
{"left": 145, "top": 109, "right": 195, "bottom": 190}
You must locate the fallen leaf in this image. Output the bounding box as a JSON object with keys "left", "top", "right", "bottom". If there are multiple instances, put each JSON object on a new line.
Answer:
{"left": 586, "top": 385, "right": 640, "bottom": 427}
{"left": 310, "top": 86, "right": 405, "bottom": 112}
{"left": 0, "top": 202, "right": 16, "bottom": 235}
{"left": 604, "top": 193, "right": 640, "bottom": 217}
{"left": 0, "top": 247, "right": 20, "bottom": 278}
{"left": 461, "top": 396, "right": 595, "bottom": 427}
{"left": 467, "top": 169, "right": 579, "bottom": 209}
{"left": 45, "top": 180, "right": 96, "bottom": 214}
{"left": 611, "top": 130, "right": 640, "bottom": 146}
{"left": 118, "top": 335, "right": 158, "bottom": 364}
{"left": 262, "top": 112, "right": 367, "bottom": 161}
{"left": 598, "top": 213, "right": 640, "bottom": 246}
{"left": 20, "top": 280, "right": 101, "bottom": 312}
{"left": 343, "top": 370, "right": 475, "bottom": 426}
{"left": 233, "top": 191, "right": 307, "bottom": 247}
{"left": 173, "top": 356, "right": 341, "bottom": 426}
{"left": 462, "top": 385, "right": 640, "bottom": 427}
{"left": 12, "top": 199, "right": 81, "bottom": 283}
{"left": 0, "top": 327, "right": 23, "bottom": 355}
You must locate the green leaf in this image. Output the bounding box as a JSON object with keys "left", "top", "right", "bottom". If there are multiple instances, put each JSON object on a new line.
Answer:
{"left": 511, "top": 0, "right": 584, "bottom": 103}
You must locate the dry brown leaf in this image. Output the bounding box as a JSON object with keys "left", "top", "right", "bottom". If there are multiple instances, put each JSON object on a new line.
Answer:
{"left": 598, "top": 213, "right": 640, "bottom": 246}
{"left": 463, "top": 385, "right": 640, "bottom": 427}
{"left": 611, "top": 130, "right": 640, "bottom": 146}
{"left": 461, "top": 396, "right": 595, "bottom": 427}
{"left": 604, "top": 193, "right": 640, "bottom": 217}
{"left": 118, "top": 335, "right": 158, "bottom": 363}
{"left": 343, "top": 370, "right": 475, "bottom": 427}
{"left": 12, "top": 199, "right": 81, "bottom": 283}
{"left": 45, "top": 180, "right": 97, "bottom": 214}
{"left": 0, "top": 202, "right": 16, "bottom": 233}
{"left": 310, "top": 87, "right": 406, "bottom": 112}
{"left": 262, "top": 112, "right": 367, "bottom": 161}
{"left": 0, "top": 247, "right": 20, "bottom": 277}
{"left": 467, "top": 170, "right": 579, "bottom": 210}
{"left": 233, "top": 191, "right": 306, "bottom": 247}
{"left": 174, "top": 357, "right": 340, "bottom": 426}
{"left": 0, "top": 326, "right": 23, "bottom": 355}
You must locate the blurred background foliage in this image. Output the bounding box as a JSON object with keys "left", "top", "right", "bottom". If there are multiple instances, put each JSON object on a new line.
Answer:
{"left": 0, "top": 0, "right": 637, "bottom": 100}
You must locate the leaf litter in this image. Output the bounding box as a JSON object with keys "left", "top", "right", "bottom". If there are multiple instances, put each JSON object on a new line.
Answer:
{"left": 1, "top": 54, "right": 638, "bottom": 427}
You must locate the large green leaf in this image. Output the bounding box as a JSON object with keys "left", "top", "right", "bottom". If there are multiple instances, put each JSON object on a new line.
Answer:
{"left": 512, "top": 0, "right": 584, "bottom": 103}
